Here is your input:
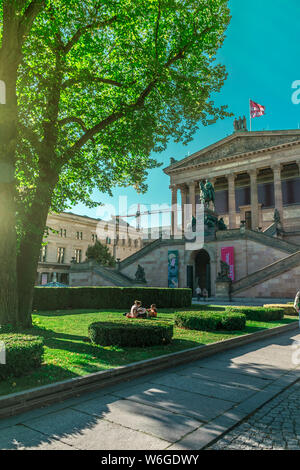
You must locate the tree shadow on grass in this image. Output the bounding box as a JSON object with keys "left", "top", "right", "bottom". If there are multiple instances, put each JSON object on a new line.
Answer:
{"left": 34, "top": 309, "right": 129, "bottom": 317}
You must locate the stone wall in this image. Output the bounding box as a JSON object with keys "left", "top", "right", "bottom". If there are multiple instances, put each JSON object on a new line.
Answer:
{"left": 214, "top": 238, "right": 288, "bottom": 281}
{"left": 70, "top": 270, "right": 115, "bottom": 287}
{"left": 234, "top": 264, "right": 300, "bottom": 298}
{"left": 120, "top": 244, "right": 186, "bottom": 288}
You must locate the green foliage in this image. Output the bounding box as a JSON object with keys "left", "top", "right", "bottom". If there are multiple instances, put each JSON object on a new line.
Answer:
{"left": 225, "top": 306, "right": 284, "bottom": 322}
{"left": 86, "top": 240, "right": 116, "bottom": 267}
{"left": 33, "top": 286, "right": 192, "bottom": 310}
{"left": 174, "top": 311, "right": 246, "bottom": 331}
{"left": 88, "top": 318, "right": 173, "bottom": 347}
{"left": 0, "top": 334, "right": 44, "bottom": 379}
{"left": 15, "top": 0, "right": 231, "bottom": 215}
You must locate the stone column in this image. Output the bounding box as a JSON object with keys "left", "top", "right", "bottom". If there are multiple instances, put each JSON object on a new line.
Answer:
{"left": 227, "top": 173, "right": 236, "bottom": 229}
{"left": 249, "top": 169, "right": 259, "bottom": 230}
{"left": 188, "top": 181, "right": 196, "bottom": 218}
{"left": 180, "top": 185, "right": 188, "bottom": 235}
{"left": 170, "top": 185, "right": 178, "bottom": 236}
{"left": 272, "top": 164, "right": 283, "bottom": 223}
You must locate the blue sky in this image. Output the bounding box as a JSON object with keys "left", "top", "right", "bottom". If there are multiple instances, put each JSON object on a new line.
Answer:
{"left": 72, "top": 0, "right": 300, "bottom": 225}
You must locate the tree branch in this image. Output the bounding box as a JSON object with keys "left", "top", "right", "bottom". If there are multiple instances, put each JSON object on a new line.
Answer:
{"left": 61, "top": 22, "right": 216, "bottom": 162}
{"left": 62, "top": 74, "right": 124, "bottom": 90}
{"left": 154, "top": 0, "right": 161, "bottom": 62}
{"left": 18, "top": 0, "right": 46, "bottom": 41}
{"left": 18, "top": 123, "right": 42, "bottom": 154}
{"left": 63, "top": 15, "right": 117, "bottom": 54}
{"left": 58, "top": 116, "right": 88, "bottom": 132}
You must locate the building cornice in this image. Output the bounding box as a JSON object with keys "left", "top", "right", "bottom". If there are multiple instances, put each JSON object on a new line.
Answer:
{"left": 165, "top": 138, "right": 300, "bottom": 175}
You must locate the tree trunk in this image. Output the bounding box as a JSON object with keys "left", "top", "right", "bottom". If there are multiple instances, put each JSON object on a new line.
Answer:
{"left": 0, "top": 181, "right": 18, "bottom": 326}
{"left": 17, "top": 175, "right": 58, "bottom": 326}
{"left": 0, "top": 66, "right": 19, "bottom": 326}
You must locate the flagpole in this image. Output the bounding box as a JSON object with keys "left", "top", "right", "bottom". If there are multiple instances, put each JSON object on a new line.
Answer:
{"left": 249, "top": 98, "right": 252, "bottom": 132}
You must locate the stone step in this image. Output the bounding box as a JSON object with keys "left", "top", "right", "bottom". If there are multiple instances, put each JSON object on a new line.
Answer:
{"left": 232, "top": 250, "right": 300, "bottom": 295}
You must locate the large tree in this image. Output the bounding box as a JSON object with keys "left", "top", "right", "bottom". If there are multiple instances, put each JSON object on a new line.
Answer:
{"left": 0, "top": 0, "right": 231, "bottom": 327}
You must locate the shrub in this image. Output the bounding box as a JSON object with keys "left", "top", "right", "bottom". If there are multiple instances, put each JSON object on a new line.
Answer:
{"left": 264, "top": 304, "right": 297, "bottom": 316}
{"left": 174, "top": 311, "right": 246, "bottom": 331}
{"left": 88, "top": 319, "right": 173, "bottom": 347}
{"left": 33, "top": 286, "right": 192, "bottom": 311}
{"left": 225, "top": 306, "right": 284, "bottom": 322}
{"left": 0, "top": 334, "right": 44, "bottom": 379}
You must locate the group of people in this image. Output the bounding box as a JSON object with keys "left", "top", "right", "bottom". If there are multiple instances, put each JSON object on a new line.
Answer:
{"left": 124, "top": 300, "right": 157, "bottom": 319}
{"left": 195, "top": 286, "right": 209, "bottom": 301}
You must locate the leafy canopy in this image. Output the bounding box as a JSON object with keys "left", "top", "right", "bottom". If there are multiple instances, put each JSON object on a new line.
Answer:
{"left": 15, "top": 0, "right": 231, "bottom": 215}
{"left": 86, "top": 240, "right": 116, "bottom": 267}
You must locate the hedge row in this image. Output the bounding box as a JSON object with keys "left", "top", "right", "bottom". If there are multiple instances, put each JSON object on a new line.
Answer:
{"left": 33, "top": 287, "right": 192, "bottom": 311}
{"left": 264, "top": 304, "right": 297, "bottom": 316}
{"left": 225, "top": 306, "right": 284, "bottom": 322}
{"left": 88, "top": 319, "right": 173, "bottom": 347}
{"left": 174, "top": 311, "right": 246, "bottom": 332}
{"left": 0, "top": 334, "right": 44, "bottom": 379}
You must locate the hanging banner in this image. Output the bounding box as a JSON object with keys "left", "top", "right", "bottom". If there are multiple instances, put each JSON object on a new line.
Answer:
{"left": 221, "top": 247, "right": 235, "bottom": 281}
{"left": 168, "top": 250, "right": 179, "bottom": 288}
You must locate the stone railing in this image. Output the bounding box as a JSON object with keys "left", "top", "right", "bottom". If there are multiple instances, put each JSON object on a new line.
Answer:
{"left": 232, "top": 250, "right": 300, "bottom": 294}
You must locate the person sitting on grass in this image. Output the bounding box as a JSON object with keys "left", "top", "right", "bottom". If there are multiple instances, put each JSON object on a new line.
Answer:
{"left": 124, "top": 300, "right": 147, "bottom": 318}
{"left": 124, "top": 300, "right": 140, "bottom": 318}
{"left": 147, "top": 304, "right": 158, "bottom": 318}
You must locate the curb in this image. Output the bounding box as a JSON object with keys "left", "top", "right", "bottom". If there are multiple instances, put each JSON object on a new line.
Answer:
{"left": 0, "top": 321, "right": 298, "bottom": 420}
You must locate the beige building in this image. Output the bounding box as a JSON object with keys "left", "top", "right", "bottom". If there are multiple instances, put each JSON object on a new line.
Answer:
{"left": 73, "top": 126, "right": 300, "bottom": 300}
{"left": 167, "top": 129, "right": 300, "bottom": 242}
{"left": 37, "top": 212, "right": 143, "bottom": 285}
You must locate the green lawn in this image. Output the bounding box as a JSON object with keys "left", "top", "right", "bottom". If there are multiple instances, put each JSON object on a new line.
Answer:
{"left": 0, "top": 308, "right": 296, "bottom": 397}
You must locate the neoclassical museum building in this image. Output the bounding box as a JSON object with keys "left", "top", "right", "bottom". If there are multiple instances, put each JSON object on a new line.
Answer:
{"left": 68, "top": 126, "right": 300, "bottom": 299}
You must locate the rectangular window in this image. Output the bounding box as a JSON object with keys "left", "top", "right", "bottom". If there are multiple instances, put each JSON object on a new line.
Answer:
{"left": 59, "top": 228, "right": 67, "bottom": 238}
{"left": 76, "top": 231, "right": 83, "bottom": 240}
{"left": 41, "top": 273, "right": 48, "bottom": 285}
{"left": 57, "top": 247, "right": 65, "bottom": 264}
{"left": 74, "top": 249, "right": 82, "bottom": 263}
{"left": 106, "top": 236, "right": 111, "bottom": 244}
{"left": 92, "top": 233, "right": 98, "bottom": 242}
{"left": 39, "top": 245, "right": 47, "bottom": 262}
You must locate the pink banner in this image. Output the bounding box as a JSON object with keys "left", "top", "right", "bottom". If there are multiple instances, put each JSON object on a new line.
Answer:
{"left": 221, "top": 247, "right": 235, "bottom": 281}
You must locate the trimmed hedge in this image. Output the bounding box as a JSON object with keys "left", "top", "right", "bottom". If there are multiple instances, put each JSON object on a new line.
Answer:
{"left": 264, "top": 304, "right": 297, "bottom": 316}
{"left": 174, "top": 311, "right": 246, "bottom": 332}
{"left": 88, "top": 319, "right": 173, "bottom": 347}
{"left": 226, "top": 306, "right": 284, "bottom": 322}
{"left": 33, "top": 286, "right": 191, "bottom": 311}
{"left": 0, "top": 334, "right": 44, "bottom": 379}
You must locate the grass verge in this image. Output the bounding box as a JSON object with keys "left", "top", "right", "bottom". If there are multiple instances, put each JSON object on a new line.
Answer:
{"left": 0, "top": 308, "right": 296, "bottom": 397}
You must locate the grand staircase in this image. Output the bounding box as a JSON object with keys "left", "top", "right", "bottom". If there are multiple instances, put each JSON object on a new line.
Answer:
{"left": 92, "top": 265, "right": 136, "bottom": 286}
{"left": 231, "top": 250, "right": 300, "bottom": 295}
{"left": 217, "top": 228, "right": 300, "bottom": 296}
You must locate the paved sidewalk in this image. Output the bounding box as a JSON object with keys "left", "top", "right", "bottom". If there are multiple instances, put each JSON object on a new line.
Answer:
{"left": 209, "top": 380, "right": 300, "bottom": 450}
{"left": 0, "top": 329, "right": 299, "bottom": 450}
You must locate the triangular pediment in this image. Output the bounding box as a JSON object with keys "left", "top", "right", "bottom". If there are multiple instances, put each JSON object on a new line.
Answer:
{"left": 165, "top": 130, "right": 300, "bottom": 173}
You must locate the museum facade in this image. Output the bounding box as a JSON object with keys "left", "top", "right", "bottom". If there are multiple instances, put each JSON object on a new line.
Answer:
{"left": 75, "top": 127, "right": 300, "bottom": 300}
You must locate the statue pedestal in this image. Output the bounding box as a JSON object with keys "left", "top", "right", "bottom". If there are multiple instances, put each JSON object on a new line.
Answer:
{"left": 215, "top": 280, "right": 232, "bottom": 301}
{"left": 204, "top": 208, "right": 219, "bottom": 242}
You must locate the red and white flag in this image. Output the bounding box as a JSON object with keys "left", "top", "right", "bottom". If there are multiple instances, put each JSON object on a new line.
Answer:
{"left": 250, "top": 99, "right": 265, "bottom": 118}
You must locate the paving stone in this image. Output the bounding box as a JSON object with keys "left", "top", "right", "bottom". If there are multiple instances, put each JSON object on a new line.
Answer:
{"left": 174, "top": 365, "right": 271, "bottom": 391}
{"left": 148, "top": 373, "right": 256, "bottom": 403}
{"left": 0, "top": 424, "right": 74, "bottom": 450}
{"left": 209, "top": 379, "right": 300, "bottom": 450}
{"left": 23, "top": 408, "right": 168, "bottom": 450}
{"left": 111, "top": 381, "right": 234, "bottom": 422}
{"left": 72, "top": 394, "right": 200, "bottom": 442}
